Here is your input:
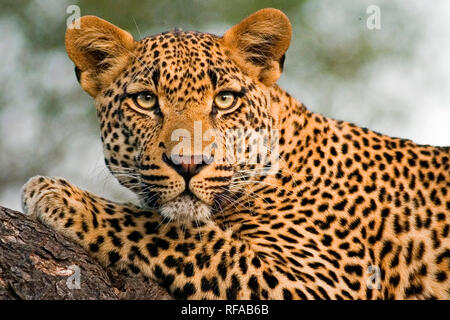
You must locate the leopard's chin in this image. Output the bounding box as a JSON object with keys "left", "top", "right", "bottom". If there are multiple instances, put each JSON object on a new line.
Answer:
{"left": 158, "top": 193, "right": 212, "bottom": 222}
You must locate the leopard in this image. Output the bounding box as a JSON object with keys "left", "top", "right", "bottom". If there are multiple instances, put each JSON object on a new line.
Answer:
{"left": 21, "top": 8, "right": 450, "bottom": 300}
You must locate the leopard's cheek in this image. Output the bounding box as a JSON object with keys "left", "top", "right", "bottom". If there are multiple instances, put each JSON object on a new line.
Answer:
{"left": 94, "top": 67, "right": 165, "bottom": 174}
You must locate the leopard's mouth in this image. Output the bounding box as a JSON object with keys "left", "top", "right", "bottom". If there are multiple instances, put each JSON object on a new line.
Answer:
{"left": 158, "top": 192, "right": 212, "bottom": 221}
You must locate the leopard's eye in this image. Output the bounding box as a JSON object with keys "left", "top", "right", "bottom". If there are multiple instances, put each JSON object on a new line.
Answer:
{"left": 133, "top": 92, "right": 157, "bottom": 110}
{"left": 214, "top": 91, "right": 237, "bottom": 110}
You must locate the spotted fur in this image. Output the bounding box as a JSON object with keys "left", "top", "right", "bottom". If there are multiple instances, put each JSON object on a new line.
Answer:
{"left": 22, "top": 9, "right": 450, "bottom": 299}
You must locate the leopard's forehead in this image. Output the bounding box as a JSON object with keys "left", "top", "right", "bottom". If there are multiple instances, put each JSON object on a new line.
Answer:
{"left": 125, "top": 31, "right": 243, "bottom": 104}
{"left": 134, "top": 31, "right": 238, "bottom": 78}
{"left": 139, "top": 31, "right": 221, "bottom": 58}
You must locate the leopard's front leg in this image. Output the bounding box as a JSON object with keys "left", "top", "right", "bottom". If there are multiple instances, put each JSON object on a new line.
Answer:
{"left": 21, "top": 176, "right": 284, "bottom": 299}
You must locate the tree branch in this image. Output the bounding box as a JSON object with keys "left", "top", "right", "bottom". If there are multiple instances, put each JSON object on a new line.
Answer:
{"left": 0, "top": 206, "right": 172, "bottom": 300}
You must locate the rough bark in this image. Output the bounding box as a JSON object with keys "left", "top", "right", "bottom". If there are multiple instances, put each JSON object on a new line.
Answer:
{"left": 0, "top": 206, "right": 172, "bottom": 300}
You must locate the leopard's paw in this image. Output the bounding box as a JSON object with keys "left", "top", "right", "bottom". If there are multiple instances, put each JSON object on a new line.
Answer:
{"left": 21, "top": 176, "right": 70, "bottom": 223}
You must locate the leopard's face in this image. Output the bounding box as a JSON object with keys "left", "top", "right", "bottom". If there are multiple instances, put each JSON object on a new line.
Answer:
{"left": 67, "top": 11, "right": 290, "bottom": 221}
{"left": 97, "top": 32, "right": 275, "bottom": 220}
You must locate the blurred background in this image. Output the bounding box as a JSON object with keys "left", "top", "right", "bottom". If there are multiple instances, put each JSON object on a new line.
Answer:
{"left": 1, "top": 0, "right": 449, "bottom": 211}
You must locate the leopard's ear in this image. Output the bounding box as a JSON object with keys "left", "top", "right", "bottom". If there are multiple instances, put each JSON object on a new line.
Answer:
{"left": 65, "top": 16, "right": 135, "bottom": 97}
{"left": 223, "top": 8, "right": 292, "bottom": 86}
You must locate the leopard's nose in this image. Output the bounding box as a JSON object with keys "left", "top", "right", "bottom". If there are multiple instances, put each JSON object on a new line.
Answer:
{"left": 162, "top": 154, "right": 210, "bottom": 184}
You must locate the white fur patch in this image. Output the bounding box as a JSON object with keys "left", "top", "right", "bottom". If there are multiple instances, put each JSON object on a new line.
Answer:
{"left": 158, "top": 194, "right": 211, "bottom": 222}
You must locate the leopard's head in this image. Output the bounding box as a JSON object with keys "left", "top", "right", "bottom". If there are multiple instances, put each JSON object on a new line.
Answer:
{"left": 65, "top": 8, "right": 292, "bottom": 221}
